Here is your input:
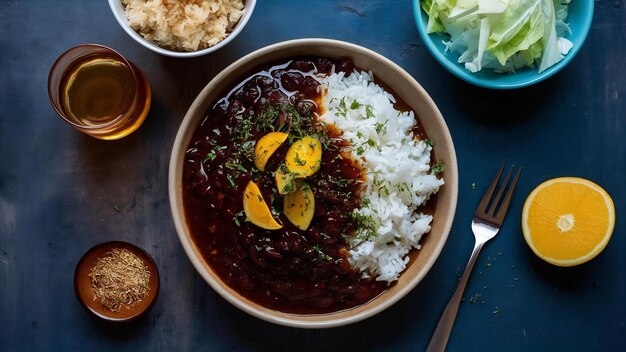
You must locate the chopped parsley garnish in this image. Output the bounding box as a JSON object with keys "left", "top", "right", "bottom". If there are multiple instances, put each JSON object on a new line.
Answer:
{"left": 240, "top": 140, "right": 256, "bottom": 162}
{"left": 371, "top": 175, "right": 391, "bottom": 196}
{"left": 233, "top": 210, "right": 245, "bottom": 227}
{"left": 350, "top": 100, "right": 362, "bottom": 110}
{"left": 225, "top": 162, "right": 247, "bottom": 173}
{"left": 365, "top": 105, "right": 375, "bottom": 119}
{"left": 294, "top": 153, "right": 307, "bottom": 166}
{"left": 210, "top": 139, "right": 227, "bottom": 149}
{"left": 226, "top": 174, "right": 236, "bottom": 187}
{"left": 339, "top": 97, "right": 347, "bottom": 110}
{"left": 276, "top": 164, "right": 297, "bottom": 194}
{"left": 350, "top": 211, "right": 378, "bottom": 240}
{"left": 312, "top": 245, "right": 332, "bottom": 261}
{"left": 374, "top": 121, "right": 387, "bottom": 135}
{"left": 256, "top": 105, "right": 281, "bottom": 131}
{"left": 232, "top": 112, "right": 254, "bottom": 141}
{"left": 431, "top": 161, "right": 445, "bottom": 174}
{"left": 424, "top": 139, "right": 434, "bottom": 147}
{"left": 312, "top": 132, "right": 330, "bottom": 150}
{"left": 270, "top": 195, "right": 282, "bottom": 217}
{"left": 281, "top": 180, "right": 296, "bottom": 194}
{"left": 333, "top": 97, "right": 349, "bottom": 118}
{"left": 265, "top": 104, "right": 326, "bottom": 146}
{"left": 202, "top": 151, "right": 217, "bottom": 163}
{"left": 395, "top": 182, "right": 410, "bottom": 193}
{"left": 202, "top": 140, "right": 227, "bottom": 164}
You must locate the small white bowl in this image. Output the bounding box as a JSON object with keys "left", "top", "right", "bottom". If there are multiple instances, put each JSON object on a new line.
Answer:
{"left": 108, "top": 0, "right": 256, "bottom": 58}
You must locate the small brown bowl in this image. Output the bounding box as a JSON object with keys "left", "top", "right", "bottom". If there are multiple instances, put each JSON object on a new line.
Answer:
{"left": 74, "top": 241, "right": 159, "bottom": 322}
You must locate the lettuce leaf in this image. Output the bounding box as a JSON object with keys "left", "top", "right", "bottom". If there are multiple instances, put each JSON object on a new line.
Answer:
{"left": 422, "top": 0, "right": 572, "bottom": 73}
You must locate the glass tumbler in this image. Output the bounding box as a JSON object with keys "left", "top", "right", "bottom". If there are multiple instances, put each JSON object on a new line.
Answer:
{"left": 48, "top": 44, "right": 151, "bottom": 140}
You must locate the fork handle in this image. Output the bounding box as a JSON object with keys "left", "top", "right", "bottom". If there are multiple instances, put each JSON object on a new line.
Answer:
{"left": 426, "top": 241, "right": 485, "bottom": 352}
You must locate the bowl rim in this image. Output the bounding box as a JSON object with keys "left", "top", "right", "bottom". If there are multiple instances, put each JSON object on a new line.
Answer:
{"left": 107, "top": 0, "right": 257, "bottom": 58}
{"left": 168, "top": 38, "right": 458, "bottom": 328}
{"left": 412, "top": 0, "right": 594, "bottom": 89}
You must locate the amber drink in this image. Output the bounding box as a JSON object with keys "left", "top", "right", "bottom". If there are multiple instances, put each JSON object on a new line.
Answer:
{"left": 48, "top": 44, "right": 151, "bottom": 140}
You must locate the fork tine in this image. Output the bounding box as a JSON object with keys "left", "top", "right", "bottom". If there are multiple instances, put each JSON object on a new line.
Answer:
{"left": 494, "top": 167, "right": 523, "bottom": 224}
{"left": 488, "top": 164, "right": 515, "bottom": 216}
{"left": 476, "top": 160, "right": 506, "bottom": 214}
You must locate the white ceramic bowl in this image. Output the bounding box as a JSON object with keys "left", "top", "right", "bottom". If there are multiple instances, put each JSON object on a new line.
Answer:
{"left": 108, "top": 0, "right": 256, "bottom": 58}
{"left": 169, "top": 39, "right": 458, "bottom": 328}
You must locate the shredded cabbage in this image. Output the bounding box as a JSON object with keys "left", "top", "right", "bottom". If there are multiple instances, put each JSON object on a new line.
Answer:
{"left": 421, "top": 0, "right": 572, "bottom": 73}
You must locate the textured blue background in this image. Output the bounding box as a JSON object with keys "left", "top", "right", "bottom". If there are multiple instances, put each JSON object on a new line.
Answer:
{"left": 0, "top": 0, "right": 624, "bottom": 351}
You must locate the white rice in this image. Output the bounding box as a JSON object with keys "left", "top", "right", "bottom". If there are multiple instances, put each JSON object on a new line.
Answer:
{"left": 319, "top": 70, "right": 444, "bottom": 283}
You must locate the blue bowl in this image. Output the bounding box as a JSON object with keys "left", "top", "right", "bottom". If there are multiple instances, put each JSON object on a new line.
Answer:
{"left": 413, "top": 1, "right": 594, "bottom": 89}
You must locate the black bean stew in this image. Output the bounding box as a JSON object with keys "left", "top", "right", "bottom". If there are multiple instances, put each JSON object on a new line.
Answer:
{"left": 183, "top": 58, "right": 418, "bottom": 314}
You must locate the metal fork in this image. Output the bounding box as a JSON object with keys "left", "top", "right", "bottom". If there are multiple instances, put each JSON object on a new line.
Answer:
{"left": 426, "top": 161, "right": 522, "bottom": 352}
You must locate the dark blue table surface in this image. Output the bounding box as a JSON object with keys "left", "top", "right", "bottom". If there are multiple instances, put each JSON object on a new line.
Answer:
{"left": 1, "top": 1, "right": 625, "bottom": 351}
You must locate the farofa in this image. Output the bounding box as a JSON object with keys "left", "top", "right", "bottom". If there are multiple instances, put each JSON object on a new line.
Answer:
{"left": 122, "top": 0, "right": 245, "bottom": 52}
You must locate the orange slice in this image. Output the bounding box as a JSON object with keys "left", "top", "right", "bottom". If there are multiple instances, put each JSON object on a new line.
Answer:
{"left": 285, "top": 136, "right": 322, "bottom": 178}
{"left": 522, "top": 177, "right": 615, "bottom": 267}
{"left": 283, "top": 184, "right": 315, "bottom": 231}
{"left": 275, "top": 164, "right": 296, "bottom": 195}
{"left": 242, "top": 181, "right": 282, "bottom": 230}
{"left": 254, "top": 132, "right": 288, "bottom": 172}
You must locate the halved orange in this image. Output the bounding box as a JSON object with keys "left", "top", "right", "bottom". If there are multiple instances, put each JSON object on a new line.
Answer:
{"left": 522, "top": 177, "right": 615, "bottom": 267}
